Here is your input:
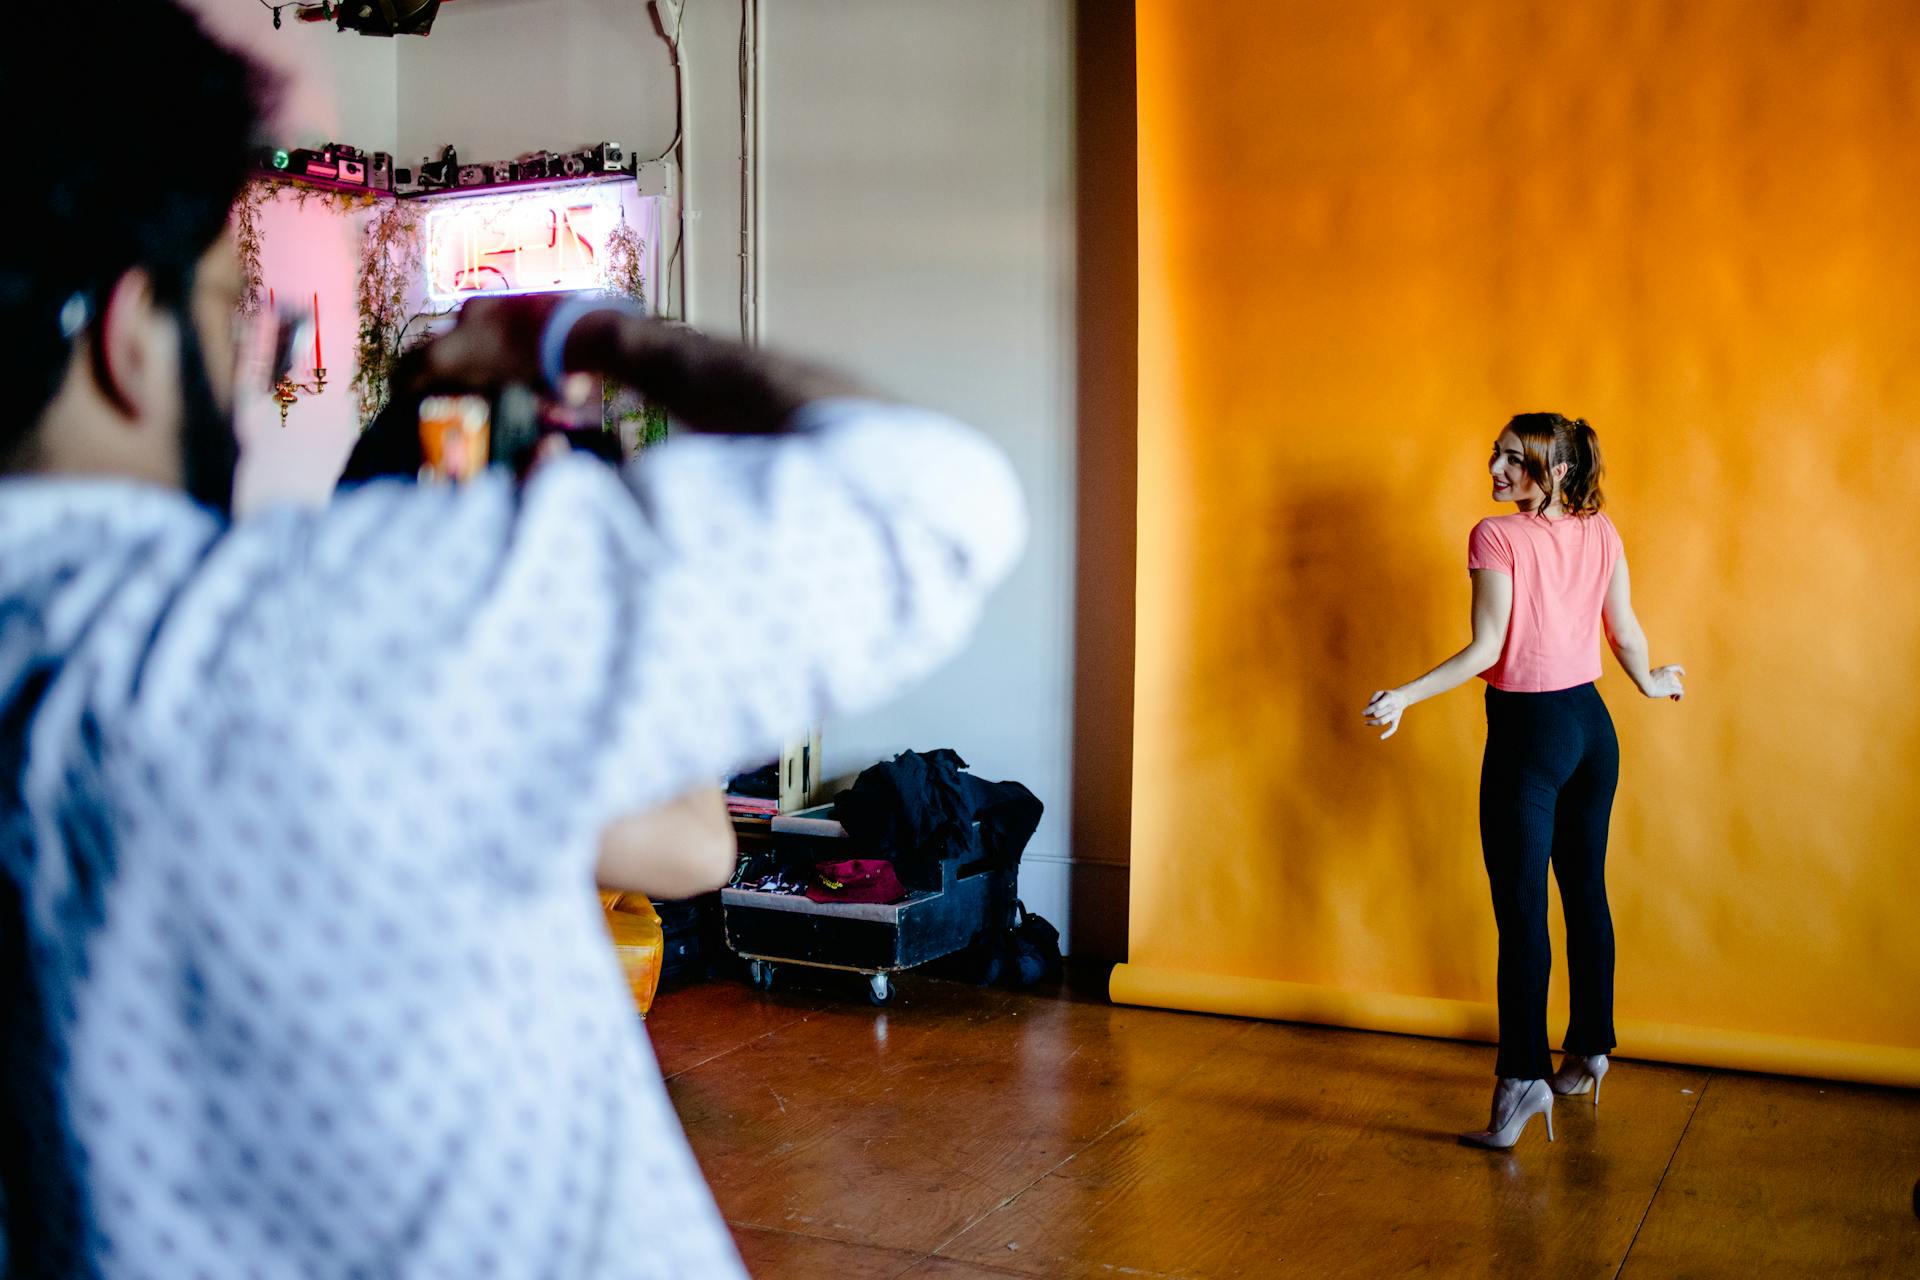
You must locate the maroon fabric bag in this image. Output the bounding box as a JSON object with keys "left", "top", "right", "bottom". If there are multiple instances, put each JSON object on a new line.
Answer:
{"left": 805, "top": 859, "right": 908, "bottom": 905}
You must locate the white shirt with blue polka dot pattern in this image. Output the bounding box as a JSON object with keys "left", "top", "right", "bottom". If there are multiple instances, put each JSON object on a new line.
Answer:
{"left": 0, "top": 399, "right": 1026, "bottom": 1278}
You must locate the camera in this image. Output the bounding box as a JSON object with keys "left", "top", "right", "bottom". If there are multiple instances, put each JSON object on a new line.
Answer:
{"left": 417, "top": 145, "right": 458, "bottom": 189}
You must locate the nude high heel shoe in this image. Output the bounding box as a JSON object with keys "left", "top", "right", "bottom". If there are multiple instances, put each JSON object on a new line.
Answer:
{"left": 1550, "top": 1053, "right": 1610, "bottom": 1104}
{"left": 1460, "top": 1078, "right": 1554, "bottom": 1150}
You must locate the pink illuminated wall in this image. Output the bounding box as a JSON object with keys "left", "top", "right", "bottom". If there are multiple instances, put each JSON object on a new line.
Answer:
{"left": 232, "top": 188, "right": 382, "bottom": 515}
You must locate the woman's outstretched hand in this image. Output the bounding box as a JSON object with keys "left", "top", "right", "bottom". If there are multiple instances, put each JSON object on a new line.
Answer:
{"left": 1364, "top": 689, "right": 1409, "bottom": 739}
{"left": 1646, "top": 664, "right": 1686, "bottom": 701}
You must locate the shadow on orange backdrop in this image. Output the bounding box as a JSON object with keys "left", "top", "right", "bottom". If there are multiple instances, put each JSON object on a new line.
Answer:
{"left": 1114, "top": 0, "right": 1920, "bottom": 1085}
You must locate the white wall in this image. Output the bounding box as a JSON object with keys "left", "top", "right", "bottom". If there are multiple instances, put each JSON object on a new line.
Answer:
{"left": 395, "top": 0, "right": 676, "bottom": 178}
{"left": 758, "top": 1, "right": 1078, "bottom": 939}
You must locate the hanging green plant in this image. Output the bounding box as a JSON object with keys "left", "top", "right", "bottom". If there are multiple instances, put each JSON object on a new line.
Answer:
{"left": 232, "top": 180, "right": 274, "bottom": 318}
{"left": 605, "top": 210, "right": 646, "bottom": 303}
{"left": 353, "top": 201, "right": 425, "bottom": 427}
{"left": 287, "top": 184, "right": 376, "bottom": 215}
{"left": 600, "top": 210, "right": 668, "bottom": 451}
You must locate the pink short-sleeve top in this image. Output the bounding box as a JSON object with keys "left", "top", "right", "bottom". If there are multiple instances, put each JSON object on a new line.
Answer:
{"left": 1467, "top": 511, "right": 1624, "bottom": 693}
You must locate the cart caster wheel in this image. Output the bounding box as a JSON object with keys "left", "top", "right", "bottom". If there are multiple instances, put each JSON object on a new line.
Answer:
{"left": 867, "top": 973, "right": 892, "bottom": 1006}
{"left": 749, "top": 960, "right": 775, "bottom": 992}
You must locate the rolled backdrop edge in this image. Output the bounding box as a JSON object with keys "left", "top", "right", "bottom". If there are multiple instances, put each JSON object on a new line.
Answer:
{"left": 1109, "top": 962, "right": 1920, "bottom": 1090}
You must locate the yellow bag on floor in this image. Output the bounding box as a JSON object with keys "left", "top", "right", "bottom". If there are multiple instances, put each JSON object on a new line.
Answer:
{"left": 600, "top": 891, "right": 665, "bottom": 1017}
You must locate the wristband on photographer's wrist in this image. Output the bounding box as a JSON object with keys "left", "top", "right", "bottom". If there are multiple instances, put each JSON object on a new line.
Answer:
{"left": 538, "top": 295, "right": 646, "bottom": 393}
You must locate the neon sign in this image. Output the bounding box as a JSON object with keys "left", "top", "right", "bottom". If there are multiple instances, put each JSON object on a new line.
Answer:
{"left": 424, "top": 186, "right": 624, "bottom": 301}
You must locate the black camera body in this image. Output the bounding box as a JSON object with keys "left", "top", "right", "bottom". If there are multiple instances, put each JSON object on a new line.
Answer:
{"left": 417, "top": 145, "right": 459, "bottom": 189}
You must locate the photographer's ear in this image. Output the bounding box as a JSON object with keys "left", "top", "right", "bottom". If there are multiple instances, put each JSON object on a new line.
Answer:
{"left": 90, "top": 267, "right": 181, "bottom": 429}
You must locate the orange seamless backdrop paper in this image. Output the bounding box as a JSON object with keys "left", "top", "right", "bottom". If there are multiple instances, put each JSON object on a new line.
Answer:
{"left": 1116, "top": 0, "right": 1920, "bottom": 1087}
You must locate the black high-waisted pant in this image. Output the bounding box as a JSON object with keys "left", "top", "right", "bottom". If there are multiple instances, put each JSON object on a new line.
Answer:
{"left": 1480, "top": 682, "right": 1620, "bottom": 1079}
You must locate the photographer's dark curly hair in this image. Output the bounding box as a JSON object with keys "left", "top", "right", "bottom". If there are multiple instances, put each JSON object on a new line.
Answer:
{"left": 0, "top": 1, "right": 276, "bottom": 463}
{"left": 1504, "top": 411, "right": 1605, "bottom": 517}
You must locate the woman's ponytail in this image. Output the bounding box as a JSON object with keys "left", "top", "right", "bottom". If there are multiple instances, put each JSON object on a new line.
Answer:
{"left": 1560, "top": 417, "right": 1605, "bottom": 516}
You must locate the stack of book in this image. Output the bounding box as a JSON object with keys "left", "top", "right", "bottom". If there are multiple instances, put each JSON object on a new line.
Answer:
{"left": 725, "top": 762, "right": 782, "bottom": 826}
{"left": 725, "top": 793, "right": 780, "bottom": 822}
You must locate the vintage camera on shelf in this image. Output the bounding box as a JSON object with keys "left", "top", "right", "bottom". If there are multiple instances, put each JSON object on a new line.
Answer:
{"left": 324, "top": 143, "right": 368, "bottom": 185}
{"left": 369, "top": 151, "right": 394, "bottom": 192}
{"left": 586, "top": 141, "right": 626, "bottom": 172}
{"left": 514, "top": 150, "right": 554, "bottom": 181}
{"left": 416, "top": 145, "right": 458, "bottom": 190}
{"left": 557, "top": 142, "right": 627, "bottom": 178}
{"left": 287, "top": 147, "right": 339, "bottom": 180}
{"left": 456, "top": 165, "right": 489, "bottom": 188}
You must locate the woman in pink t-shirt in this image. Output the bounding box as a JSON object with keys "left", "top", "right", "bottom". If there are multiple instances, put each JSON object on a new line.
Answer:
{"left": 1363, "top": 413, "right": 1686, "bottom": 1151}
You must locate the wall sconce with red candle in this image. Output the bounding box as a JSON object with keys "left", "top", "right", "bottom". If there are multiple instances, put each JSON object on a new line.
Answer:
{"left": 270, "top": 291, "right": 328, "bottom": 427}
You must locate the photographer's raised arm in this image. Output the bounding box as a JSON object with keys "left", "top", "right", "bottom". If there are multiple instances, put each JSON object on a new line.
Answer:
{"left": 393, "top": 296, "right": 868, "bottom": 438}
{"left": 344, "top": 308, "right": 869, "bottom": 483}
{"left": 563, "top": 311, "right": 868, "bottom": 436}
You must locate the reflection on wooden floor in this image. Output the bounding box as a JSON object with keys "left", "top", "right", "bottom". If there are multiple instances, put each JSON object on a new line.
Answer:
{"left": 648, "top": 976, "right": 1920, "bottom": 1279}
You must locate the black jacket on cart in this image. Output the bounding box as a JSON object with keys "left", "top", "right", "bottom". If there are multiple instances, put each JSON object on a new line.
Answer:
{"left": 829, "top": 749, "right": 1042, "bottom": 891}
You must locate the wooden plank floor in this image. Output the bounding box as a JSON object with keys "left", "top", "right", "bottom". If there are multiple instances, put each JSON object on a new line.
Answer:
{"left": 647, "top": 976, "right": 1920, "bottom": 1279}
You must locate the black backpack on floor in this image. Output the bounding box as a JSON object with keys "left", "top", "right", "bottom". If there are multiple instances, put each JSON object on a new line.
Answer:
{"left": 974, "top": 900, "right": 1061, "bottom": 989}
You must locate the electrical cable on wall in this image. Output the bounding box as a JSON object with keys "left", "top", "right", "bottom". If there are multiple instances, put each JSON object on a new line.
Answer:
{"left": 739, "top": 0, "right": 758, "bottom": 343}
{"left": 645, "top": 0, "right": 688, "bottom": 164}
{"left": 647, "top": 0, "right": 688, "bottom": 320}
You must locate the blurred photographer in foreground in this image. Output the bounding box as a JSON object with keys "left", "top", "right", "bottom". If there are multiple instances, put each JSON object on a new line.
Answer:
{"left": 0, "top": 4, "right": 1024, "bottom": 1275}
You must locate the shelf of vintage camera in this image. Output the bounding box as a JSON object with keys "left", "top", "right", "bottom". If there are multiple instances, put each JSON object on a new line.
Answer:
{"left": 252, "top": 140, "right": 676, "bottom": 204}
{"left": 253, "top": 143, "right": 396, "bottom": 199}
